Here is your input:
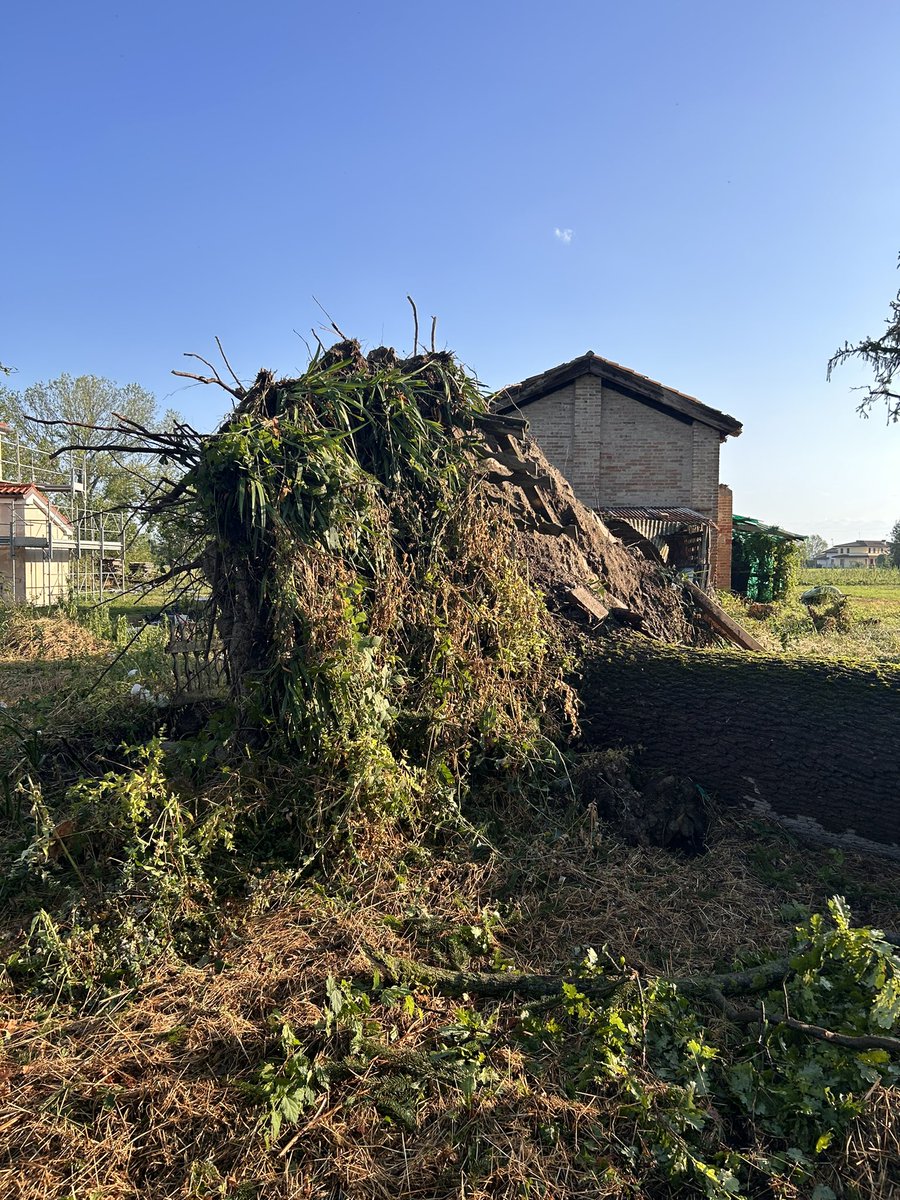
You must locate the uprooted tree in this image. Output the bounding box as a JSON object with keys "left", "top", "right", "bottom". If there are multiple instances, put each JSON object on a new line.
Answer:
{"left": 58, "top": 338, "right": 723, "bottom": 834}
{"left": 16, "top": 333, "right": 900, "bottom": 1196}
{"left": 52, "top": 336, "right": 900, "bottom": 851}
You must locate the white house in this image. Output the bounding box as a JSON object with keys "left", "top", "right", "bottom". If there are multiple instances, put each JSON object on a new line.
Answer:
{"left": 812, "top": 540, "right": 891, "bottom": 569}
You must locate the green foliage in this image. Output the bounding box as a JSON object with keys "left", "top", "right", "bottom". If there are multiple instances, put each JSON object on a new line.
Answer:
{"left": 0, "top": 373, "right": 176, "bottom": 514}
{"left": 829, "top": 263, "right": 900, "bottom": 423}
{"left": 803, "top": 534, "right": 828, "bottom": 564}
{"left": 891, "top": 517, "right": 900, "bottom": 567}
{"left": 254, "top": 1021, "right": 329, "bottom": 1143}
{"left": 732, "top": 528, "right": 803, "bottom": 602}
{"left": 519, "top": 962, "right": 745, "bottom": 1198}
{"left": 175, "top": 346, "right": 573, "bottom": 842}
{"left": 798, "top": 566, "right": 900, "bottom": 588}
{"left": 7, "top": 742, "right": 235, "bottom": 996}
{"left": 516, "top": 899, "right": 900, "bottom": 1198}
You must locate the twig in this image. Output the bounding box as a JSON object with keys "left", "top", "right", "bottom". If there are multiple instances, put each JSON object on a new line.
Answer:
{"left": 312, "top": 296, "right": 349, "bottom": 341}
{"left": 430, "top": 315, "right": 437, "bottom": 354}
{"left": 710, "top": 989, "right": 900, "bottom": 1054}
{"left": 215, "top": 336, "right": 246, "bottom": 397}
{"left": 408, "top": 296, "right": 419, "bottom": 355}
{"left": 362, "top": 944, "right": 811, "bottom": 1004}
{"left": 362, "top": 943, "right": 624, "bottom": 1000}
{"left": 173, "top": 359, "right": 242, "bottom": 401}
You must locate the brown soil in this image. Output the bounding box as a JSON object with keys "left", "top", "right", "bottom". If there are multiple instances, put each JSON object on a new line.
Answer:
{"left": 481, "top": 427, "right": 709, "bottom": 646}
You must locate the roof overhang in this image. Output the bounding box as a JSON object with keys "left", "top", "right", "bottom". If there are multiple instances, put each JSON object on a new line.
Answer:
{"left": 600, "top": 505, "right": 715, "bottom": 528}
{"left": 732, "top": 515, "right": 804, "bottom": 542}
{"left": 494, "top": 351, "right": 743, "bottom": 439}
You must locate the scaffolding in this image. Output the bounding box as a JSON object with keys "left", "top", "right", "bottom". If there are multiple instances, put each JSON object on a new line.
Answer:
{"left": 0, "top": 426, "right": 128, "bottom": 604}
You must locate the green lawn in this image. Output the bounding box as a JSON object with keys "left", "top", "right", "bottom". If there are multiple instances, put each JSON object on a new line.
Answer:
{"left": 720, "top": 570, "right": 900, "bottom": 662}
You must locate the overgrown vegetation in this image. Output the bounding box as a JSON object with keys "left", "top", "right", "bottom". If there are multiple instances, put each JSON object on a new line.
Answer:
{"left": 1, "top": 338, "right": 898, "bottom": 1199}
{"left": 720, "top": 571, "right": 900, "bottom": 662}
{"left": 731, "top": 524, "right": 803, "bottom": 603}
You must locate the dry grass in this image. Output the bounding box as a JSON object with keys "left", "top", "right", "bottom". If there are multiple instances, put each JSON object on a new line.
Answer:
{"left": 0, "top": 611, "right": 106, "bottom": 663}
{"left": 3, "top": 800, "right": 899, "bottom": 1200}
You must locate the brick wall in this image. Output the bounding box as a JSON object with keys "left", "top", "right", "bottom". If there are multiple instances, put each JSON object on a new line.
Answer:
{"left": 714, "top": 483, "right": 733, "bottom": 590}
{"left": 598, "top": 387, "right": 692, "bottom": 508}
{"left": 689, "top": 424, "right": 720, "bottom": 520}
{"left": 573, "top": 374, "right": 604, "bottom": 508}
{"left": 519, "top": 383, "right": 724, "bottom": 540}
{"left": 518, "top": 384, "right": 576, "bottom": 481}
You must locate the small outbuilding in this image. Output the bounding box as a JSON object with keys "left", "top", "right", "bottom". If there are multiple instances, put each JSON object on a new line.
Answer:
{"left": 0, "top": 483, "right": 74, "bottom": 604}
{"left": 495, "top": 351, "right": 742, "bottom": 589}
{"left": 730, "top": 515, "right": 804, "bottom": 602}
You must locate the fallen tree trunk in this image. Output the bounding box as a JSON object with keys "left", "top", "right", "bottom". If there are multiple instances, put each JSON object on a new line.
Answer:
{"left": 682, "top": 580, "right": 765, "bottom": 651}
{"left": 363, "top": 944, "right": 900, "bottom": 1055}
{"left": 574, "top": 638, "right": 900, "bottom": 851}
{"left": 363, "top": 943, "right": 804, "bottom": 1002}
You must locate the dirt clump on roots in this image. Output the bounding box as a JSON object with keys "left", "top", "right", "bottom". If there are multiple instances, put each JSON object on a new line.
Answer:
{"left": 488, "top": 443, "right": 707, "bottom": 645}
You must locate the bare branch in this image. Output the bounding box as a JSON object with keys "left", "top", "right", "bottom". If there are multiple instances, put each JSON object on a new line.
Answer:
{"left": 215, "top": 336, "right": 246, "bottom": 397}
{"left": 311, "top": 296, "right": 349, "bottom": 341}
{"left": 713, "top": 990, "right": 900, "bottom": 1054}
{"left": 173, "top": 362, "right": 242, "bottom": 401}
{"left": 408, "top": 295, "right": 419, "bottom": 355}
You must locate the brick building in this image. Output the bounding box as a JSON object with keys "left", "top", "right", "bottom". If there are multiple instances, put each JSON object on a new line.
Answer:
{"left": 495, "top": 352, "right": 742, "bottom": 588}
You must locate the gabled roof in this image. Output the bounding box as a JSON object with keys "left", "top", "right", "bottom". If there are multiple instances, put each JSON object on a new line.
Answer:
{"left": 494, "top": 351, "right": 742, "bottom": 438}
{"left": 0, "top": 482, "right": 74, "bottom": 532}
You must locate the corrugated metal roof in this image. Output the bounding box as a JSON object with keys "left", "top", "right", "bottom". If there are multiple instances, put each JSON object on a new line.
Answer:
{"left": 732, "top": 515, "right": 804, "bottom": 541}
{"left": 600, "top": 506, "right": 714, "bottom": 527}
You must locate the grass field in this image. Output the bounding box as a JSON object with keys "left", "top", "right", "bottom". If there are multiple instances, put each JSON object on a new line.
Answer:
{"left": 797, "top": 567, "right": 900, "bottom": 588}
{"left": 719, "top": 569, "right": 900, "bottom": 662}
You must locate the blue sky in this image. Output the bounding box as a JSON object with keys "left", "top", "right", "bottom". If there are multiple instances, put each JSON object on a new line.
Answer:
{"left": 3, "top": 0, "right": 899, "bottom": 545}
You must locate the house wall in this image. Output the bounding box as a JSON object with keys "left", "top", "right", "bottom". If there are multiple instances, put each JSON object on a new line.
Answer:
{"left": 819, "top": 551, "right": 885, "bottom": 569}
{"left": 597, "top": 388, "right": 694, "bottom": 508}
{"left": 0, "top": 553, "right": 20, "bottom": 602}
{"left": 519, "top": 380, "right": 725, "bottom": 579}
{"left": 0, "top": 495, "right": 73, "bottom": 604}
{"left": 24, "top": 553, "right": 71, "bottom": 604}
{"left": 520, "top": 382, "right": 579, "bottom": 491}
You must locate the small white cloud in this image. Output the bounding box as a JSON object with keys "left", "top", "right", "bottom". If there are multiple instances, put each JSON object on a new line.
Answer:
{"left": 554, "top": 227, "right": 574, "bottom": 244}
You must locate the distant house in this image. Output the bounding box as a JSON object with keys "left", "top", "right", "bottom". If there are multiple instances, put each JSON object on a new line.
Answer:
{"left": 495, "top": 351, "right": 742, "bottom": 588}
{"left": 0, "top": 483, "right": 74, "bottom": 604}
{"left": 812, "top": 540, "right": 891, "bottom": 569}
